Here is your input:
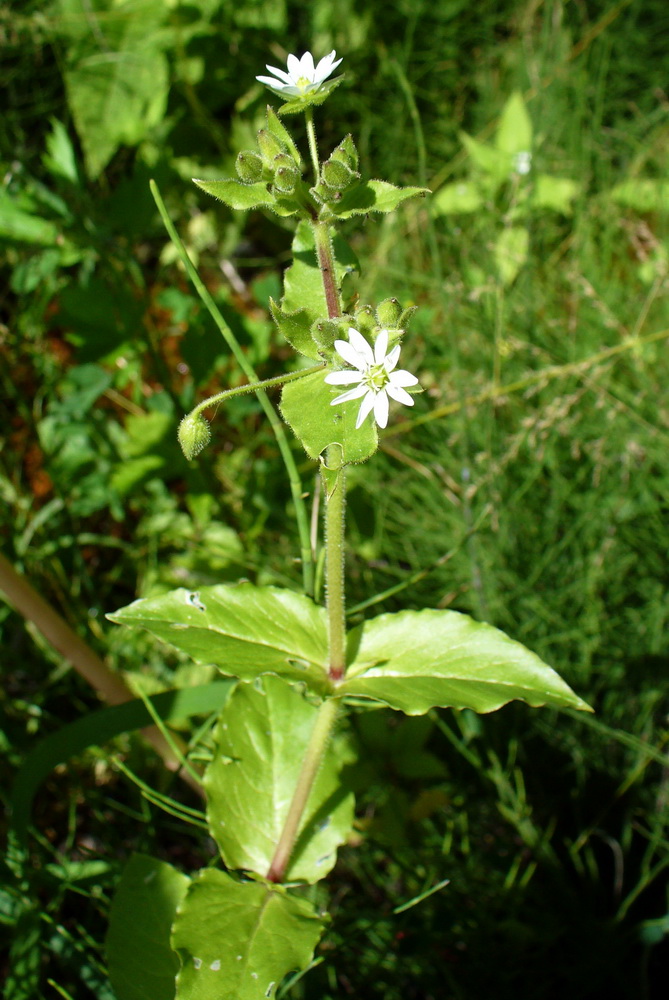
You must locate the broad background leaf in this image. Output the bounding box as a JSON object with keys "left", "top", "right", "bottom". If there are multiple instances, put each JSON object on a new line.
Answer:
{"left": 205, "top": 675, "right": 355, "bottom": 883}
{"left": 172, "top": 869, "right": 325, "bottom": 1000}
{"left": 107, "top": 854, "right": 190, "bottom": 1000}
{"left": 496, "top": 92, "right": 533, "bottom": 154}
{"left": 108, "top": 584, "right": 330, "bottom": 695}
{"left": 57, "top": 0, "right": 170, "bottom": 179}
{"left": 338, "top": 608, "right": 592, "bottom": 715}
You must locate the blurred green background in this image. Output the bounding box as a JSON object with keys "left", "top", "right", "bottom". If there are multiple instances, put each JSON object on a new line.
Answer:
{"left": 2, "top": 0, "right": 669, "bottom": 997}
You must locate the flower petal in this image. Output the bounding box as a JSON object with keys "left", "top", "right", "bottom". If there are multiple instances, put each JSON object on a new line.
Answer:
{"left": 386, "top": 384, "right": 415, "bottom": 406}
{"left": 347, "top": 327, "right": 374, "bottom": 365}
{"left": 334, "top": 339, "right": 366, "bottom": 370}
{"left": 264, "top": 64, "right": 294, "bottom": 85}
{"left": 384, "top": 344, "right": 401, "bottom": 372}
{"left": 315, "top": 51, "right": 342, "bottom": 81}
{"left": 389, "top": 369, "right": 419, "bottom": 387}
{"left": 331, "top": 384, "right": 368, "bottom": 405}
{"left": 286, "top": 53, "right": 301, "bottom": 81}
{"left": 256, "top": 75, "right": 289, "bottom": 90}
{"left": 373, "top": 329, "right": 389, "bottom": 364}
{"left": 373, "top": 390, "right": 389, "bottom": 428}
{"left": 299, "top": 51, "right": 315, "bottom": 79}
{"left": 355, "top": 390, "right": 376, "bottom": 428}
{"left": 324, "top": 371, "right": 363, "bottom": 385}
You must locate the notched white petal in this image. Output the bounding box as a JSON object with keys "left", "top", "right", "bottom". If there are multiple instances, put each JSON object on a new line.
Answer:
{"left": 386, "top": 384, "right": 415, "bottom": 406}
{"left": 389, "top": 369, "right": 419, "bottom": 387}
{"left": 355, "top": 390, "right": 376, "bottom": 428}
{"left": 324, "top": 370, "right": 363, "bottom": 385}
{"left": 331, "top": 384, "right": 368, "bottom": 405}
{"left": 373, "top": 390, "right": 389, "bottom": 428}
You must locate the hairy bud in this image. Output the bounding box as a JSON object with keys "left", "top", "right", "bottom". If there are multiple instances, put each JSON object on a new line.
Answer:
{"left": 178, "top": 413, "right": 211, "bottom": 461}
{"left": 235, "top": 150, "right": 263, "bottom": 183}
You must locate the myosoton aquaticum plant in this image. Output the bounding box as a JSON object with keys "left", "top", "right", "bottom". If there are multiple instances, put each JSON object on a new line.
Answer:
{"left": 105, "top": 49, "right": 591, "bottom": 1000}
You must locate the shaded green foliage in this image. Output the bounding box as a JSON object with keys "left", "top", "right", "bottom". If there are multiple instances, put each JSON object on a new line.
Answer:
{"left": 2, "top": 0, "right": 669, "bottom": 997}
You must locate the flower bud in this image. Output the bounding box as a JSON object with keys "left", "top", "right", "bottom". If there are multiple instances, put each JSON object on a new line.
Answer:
{"left": 235, "top": 150, "right": 263, "bottom": 182}
{"left": 375, "top": 298, "right": 403, "bottom": 328}
{"left": 178, "top": 413, "right": 211, "bottom": 460}
{"left": 321, "top": 157, "right": 355, "bottom": 191}
{"left": 274, "top": 164, "right": 298, "bottom": 194}
{"left": 353, "top": 304, "right": 376, "bottom": 335}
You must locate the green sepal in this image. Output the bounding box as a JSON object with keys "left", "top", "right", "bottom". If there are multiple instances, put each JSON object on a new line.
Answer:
{"left": 330, "top": 134, "right": 358, "bottom": 170}
{"left": 205, "top": 675, "right": 355, "bottom": 883}
{"left": 324, "top": 179, "right": 429, "bottom": 220}
{"left": 337, "top": 608, "right": 592, "bottom": 716}
{"left": 256, "top": 128, "right": 285, "bottom": 164}
{"left": 269, "top": 298, "right": 322, "bottom": 360}
{"left": 280, "top": 369, "right": 378, "bottom": 464}
{"left": 265, "top": 104, "right": 302, "bottom": 165}
{"left": 193, "top": 178, "right": 274, "bottom": 211}
{"left": 274, "top": 76, "right": 344, "bottom": 116}
{"left": 171, "top": 868, "right": 326, "bottom": 1000}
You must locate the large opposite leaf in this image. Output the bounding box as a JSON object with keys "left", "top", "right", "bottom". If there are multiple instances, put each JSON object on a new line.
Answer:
{"left": 107, "top": 854, "right": 190, "bottom": 1000}
{"left": 338, "top": 609, "right": 592, "bottom": 715}
{"left": 172, "top": 869, "right": 325, "bottom": 1000}
{"left": 108, "top": 584, "right": 330, "bottom": 695}
{"left": 280, "top": 369, "right": 378, "bottom": 463}
{"left": 205, "top": 676, "right": 355, "bottom": 883}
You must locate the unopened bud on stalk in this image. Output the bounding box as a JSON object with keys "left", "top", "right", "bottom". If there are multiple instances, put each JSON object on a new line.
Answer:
{"left": 178, "top": 413, "right": 211, "bottom": 460}
{"left": 321, "top": 157, "right": 355, "bottom": 191}
{"left": 257, "top": 128, "right": 285, "bottom": 164}
{"left": 274, "top": 164, "right": 299, "bottom": 194}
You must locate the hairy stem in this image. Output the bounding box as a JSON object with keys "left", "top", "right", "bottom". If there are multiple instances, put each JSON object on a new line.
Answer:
{"left": 190, "top": 363, "right": 325, "bottom": 419}
{"left": 305, "top": 108, "right": 320, "bottom": 184}
{"left": 151, "top": 180, "right": 315, "bottom": 598}
{"left": 313, "top": 221, "right": 342, "bottom": 319}
{"left": 324, "top": 458, "right": 347, "bottom": 680}
{"left": 266, "top": 696, "right": 339, "bottom": 883}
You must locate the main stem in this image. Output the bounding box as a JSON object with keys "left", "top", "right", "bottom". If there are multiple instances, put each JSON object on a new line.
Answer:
{"left": 265, "top": 121, "right": 350, "bottom": 883}
{"left": 266, "top": 696, "right": 339, "bottom": 883}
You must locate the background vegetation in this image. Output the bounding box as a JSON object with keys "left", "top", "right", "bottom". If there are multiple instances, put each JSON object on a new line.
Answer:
{"left": 2, "top": 0, "right": 669, "bottom": 997}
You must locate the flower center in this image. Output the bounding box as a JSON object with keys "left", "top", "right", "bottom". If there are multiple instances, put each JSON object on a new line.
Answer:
{"left": 296, "top": 75, "right": 313, "bottom": 91}
{"left": 362, "top": 363, "right": 389, "bottom": 393}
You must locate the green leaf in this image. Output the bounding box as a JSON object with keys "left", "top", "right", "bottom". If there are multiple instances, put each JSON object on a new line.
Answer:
{"left": 107, "top": 584, "right": 331, "bottom": 696}
{"left": 0, "top": 190, "right": 64, "bottom": 246}
{"left": 431, "top": 180, "right": 484, "bottom": 216}
{"left": 532, "top": 174, "right": 579, "bottom": 215}
{"left": 609, "top": 178, "right": 669, "bottom": 213}
{"left": 460, "top": 132, "right": 510, "bottom": 189}
{"left": 107, "top": 853, "right": 190, "bottom": 1000}
{"left": 331, "top": 180, "right": 429, "bottom": 219}
{"left": 43, "top": 118, "right": 80, "bottom": 184}
{"left": 280, "top": 369, "right": 378, "bottom": 463}
{"left": 59, "top": 0, "right": 170, "bottom": 179}
{"left": 269, "top": 298, "right": 321, "bottom": 360}
{"left": 193, "top": 178, "right": 275, "bottom": 211}
{"left": 171, "top": 869, "right": 325, "bottom": 1000}
{"left": 496, "top": 92, "right": 533, "bottom": 155}
{"left": 338, "top": 608, "right": 592, "bottom": 716}
{"left": 205, "top": 676, "right": 355, "bottom": 883}
{"left": 494, "top": 226, "right": 529, "bottom": 285}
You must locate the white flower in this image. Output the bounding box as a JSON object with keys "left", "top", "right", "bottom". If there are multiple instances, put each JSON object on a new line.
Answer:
{"left": 512, "top": 150, "right": 532, "bottom": 176}
{"left": 256, "top": 50, "right": 343, "bottom": 97}
{"left": 324, "top": 328, "right": 419, "bottom": 430}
